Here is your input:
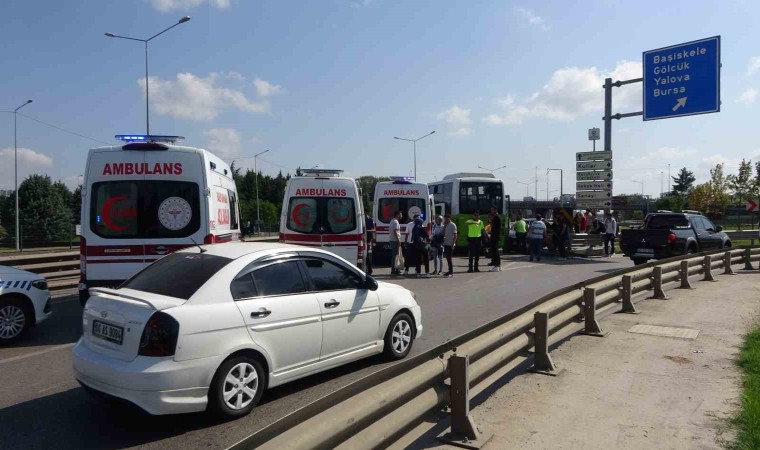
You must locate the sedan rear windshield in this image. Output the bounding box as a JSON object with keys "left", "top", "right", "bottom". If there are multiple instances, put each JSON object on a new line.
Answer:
{"left": 645, "top": 215, "right": 691, "bottom": 229}
{"left": 122, "top": 253, "right": 232, "bottom": 300}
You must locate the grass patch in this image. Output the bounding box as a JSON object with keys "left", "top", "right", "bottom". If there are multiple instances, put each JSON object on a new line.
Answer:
{"left": 732, "top": 327, "right": 760, "bottom": 449}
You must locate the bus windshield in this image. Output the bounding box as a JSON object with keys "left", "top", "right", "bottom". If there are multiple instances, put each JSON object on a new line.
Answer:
{"left": 377, "top": 198, "right": 427, "bottom": 223}
{"left": 459, "top": 182, "right": 503, "bottom": 214}
{"left": 287, "top": 197, "right": 357, "bottom": 234}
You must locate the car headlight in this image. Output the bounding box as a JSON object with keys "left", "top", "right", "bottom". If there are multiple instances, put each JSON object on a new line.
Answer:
{"left": 32, "top": 279, "right": 48, "bottom": 291}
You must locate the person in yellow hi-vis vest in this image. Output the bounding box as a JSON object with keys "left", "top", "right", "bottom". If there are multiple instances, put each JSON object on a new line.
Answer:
{"left": 465, "top": 212, "right": 485, "bottom": 272}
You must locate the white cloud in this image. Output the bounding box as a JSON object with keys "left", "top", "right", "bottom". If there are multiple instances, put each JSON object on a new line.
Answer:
{"left": 516, "top": 7, "right": 549, "bottom": 30}
{"left": 148, "top": 0, "right": 230, "bottom": 11}
{"left": 747, "top": 56, "right": 760, "bottom": 76}
{"left": 142, "top": 73, "right": 270, "bottom": 121}
{"left": 632, "top": 146, "right": 697, "bottom": 163}
{"left": 483, "top": 60, "right": 642, "bottom": 126}
{"left": 0, "top": 148, "right": 54, "bottom": 190}
{"left": 203, "top": 128, "right": 241, "bottom": 159}
{"left": 253, "top": 78, "right": 284, "bottom": 98}
{"left": 437, "top": 105, "right": 472, "bottom": 136}
{"left": 738, "top": 88, "right": 758, "bottom": 105}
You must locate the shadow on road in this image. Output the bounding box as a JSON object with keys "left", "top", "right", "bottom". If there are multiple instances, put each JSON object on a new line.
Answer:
{"left": 4, "top": 299, "right": 83, "bottom": 349}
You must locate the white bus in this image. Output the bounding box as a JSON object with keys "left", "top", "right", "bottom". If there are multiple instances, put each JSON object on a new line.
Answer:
{"left": 428, "top": 173, "right": 508, "bottom": 247}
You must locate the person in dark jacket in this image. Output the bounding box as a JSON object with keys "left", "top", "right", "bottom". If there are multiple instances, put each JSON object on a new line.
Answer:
{"left": 411, "top": 217, "right": 431, "bottom": 278}
{"left": 488, "top": 207, "right": 502, "bottom": 271}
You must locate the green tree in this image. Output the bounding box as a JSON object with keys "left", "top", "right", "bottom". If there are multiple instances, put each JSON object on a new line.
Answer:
{"left": 0, "top": 175, "right": 73, "bottom": 243}
{"left": 727, "top": 159, "right": 753, "bottom": 205}
{"left": 655, "top": 193, "right": 687, "bottom": 212}
{"left": 356, "top": 175, "right": 392, "bottom": 213}
{"left": 671, "top": 167, "right": 696, "bottom": 195}
{"left": 688, "top": 181, "right": 729, "bottom": 218}
{"left": 69, "top": 185, "right": 82, "bottom": 224}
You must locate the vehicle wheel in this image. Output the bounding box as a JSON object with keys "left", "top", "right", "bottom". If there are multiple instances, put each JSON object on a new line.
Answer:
{"left": 686, "top": 246, "right": 696, "bottom": 255}
{"left": 384, "top": 312, "right": 415, "bottom": 360}
{"left": 208, "top": 356, "right": 265, "bottom": 420}
{"left": 0, "top": 297, "right": 31, "bottom": 344}
{"left": 632, "top": 258, "right": 647, "bottom": 266}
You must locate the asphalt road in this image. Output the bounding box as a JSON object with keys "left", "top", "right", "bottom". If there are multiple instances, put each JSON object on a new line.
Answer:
{"left": 0, "top": 254, "right": 631, "bottom": 450}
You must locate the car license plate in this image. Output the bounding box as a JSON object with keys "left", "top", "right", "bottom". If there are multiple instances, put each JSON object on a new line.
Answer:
{"left": 93, "top": 320, "right": 124, "bottom": 345}
{"left": 636, "top": 248, "right": 654, "bottom": 254}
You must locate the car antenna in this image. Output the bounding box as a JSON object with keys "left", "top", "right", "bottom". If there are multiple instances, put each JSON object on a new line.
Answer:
{"left": 189, "top": 237, "right": 206, "bottom": 253}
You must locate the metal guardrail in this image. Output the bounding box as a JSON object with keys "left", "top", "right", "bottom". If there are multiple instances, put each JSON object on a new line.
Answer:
{"left": 572, "top": 229, "right": 758, "bottom": 249}
{"left": 230, "top": 245, "right": 760, "bottom": 450}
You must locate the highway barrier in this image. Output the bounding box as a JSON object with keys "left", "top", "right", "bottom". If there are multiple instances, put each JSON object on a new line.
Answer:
{"left": 230, "top": 245, "right": 760, "bottom": 450}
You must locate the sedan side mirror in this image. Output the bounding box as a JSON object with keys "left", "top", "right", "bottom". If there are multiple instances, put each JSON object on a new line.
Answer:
{"left": 364, "top": 275, "right": 378, "bottom": 291}
{"left": 715, "top": 226, "right": 723, "bottom": 232}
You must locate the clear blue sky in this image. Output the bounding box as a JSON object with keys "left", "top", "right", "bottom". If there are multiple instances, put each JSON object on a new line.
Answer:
{"left": 2, "top": 0, "right": 759, "bottom": 199}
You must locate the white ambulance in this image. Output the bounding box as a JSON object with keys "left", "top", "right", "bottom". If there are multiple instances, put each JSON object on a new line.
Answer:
{"left": 279, "top": 169, "right": 366, "bottom": 269}
{"left": 372, "top": 177, "right": 433, "bottom": 258}
{"left": 79, "top": 135, "right": 241, "bottom": 305}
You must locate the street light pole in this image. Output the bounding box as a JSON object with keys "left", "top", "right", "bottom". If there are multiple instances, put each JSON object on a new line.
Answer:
{"left": 106, "top": 16, "right": 190, "bottom": 135}
{"left": 478, "top": 165, "right": 507, "bottom": 174}
{"left": 13, "top": 99, "right": 32, "bottom": 252}
{"left": 516, "top": 181, "right": 533, "bottom": 198}
{"left": 547, "top": 168, "right": 563, "bottom": 202}
{"left": 254, "top": 149, "right": 270, "bottom": 235}
{"left": 393, "top": 131, "right": 435, "bottom": 181}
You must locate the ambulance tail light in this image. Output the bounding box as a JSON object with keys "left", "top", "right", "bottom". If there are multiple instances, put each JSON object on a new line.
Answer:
{"left": 204, "top": 234, "right": 216, "bottom": 245}
{"left": 358, "top": 239, "right": 365, "bottom": 267}
{"left": 79, "top": 236, "right": 87, "bottom": 281}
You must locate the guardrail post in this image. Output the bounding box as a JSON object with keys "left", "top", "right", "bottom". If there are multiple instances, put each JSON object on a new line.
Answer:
{"left": 724, "top": 251, "right": 735, "bottom": 275}
{"left": 702, "top": 255, "right": 716, "bottom": 282}
{"left": 620, "top": 275, "right": 639, "bottom": 314}
{"left": 650, "top": 266, "right": 669, "bottom": 299}
{"left": 582, "top": 288, "right": 608, "bottom": 337}
{"left": 745, "top": 248, "right": 754, "bottom": 270}
{"left": 438, "top": 355, "right": 493, "bottom": 449}
{"left": 679, "top": 260, "right": 693, "bottom": 289}
{"left": 528, "top": 312, "right": 563, "bottom": 376}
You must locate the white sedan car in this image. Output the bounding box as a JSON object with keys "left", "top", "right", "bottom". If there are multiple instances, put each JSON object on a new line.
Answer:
{"left": 73, "top": 243, "right": 422, "bottom": 419}
{"left": 0, "top": 266, "right": 52, "bottom": 344}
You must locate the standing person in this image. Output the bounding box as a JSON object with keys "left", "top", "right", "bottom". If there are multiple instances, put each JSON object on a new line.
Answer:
{"left": 411, "top": 217, "right": 431, "bottom": 278}
{"left": 584, "top": 209, "right": 594, "bottom": 233}
{"left": 389, "top": 210, "right": 402, "bottom": 276}
{"left": 514, "top": 215, "right": 527, "bottom": 254}
{"left": 364, "top": 213, "right": 375, "bottom": 275}
{"left": 579, "top": 211, "right": 588, "bottom": 234}
{"left": 245, "top": 219, "right": 252, "bottom": 237}
{"left": 465, "top": 212, "right": 485, "bottom": 272}
{"left": 603, "top": 212, "right": 618, "bottom": 257}
{"left": 403, "top": 216, "right": 416, "bottom": 276}
{"left": 528, "top": 213, "right": 547, "bottom": 262}
{"left": 573, "top": 212, "right": 583, "bottom": 233}
{"left": 431, "top": 215, "right": 445, "bottom": 275}
{"left": 489, "top": 207, "right": 502, "bottom": 272}
{"left": 443, "top": 214, "right": 458, "bottom": 277}
{"left": 556, "top": 215, "right": 568, "bottom": 259}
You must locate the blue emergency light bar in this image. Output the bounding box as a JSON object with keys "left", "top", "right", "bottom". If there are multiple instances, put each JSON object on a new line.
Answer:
{"left": 115, "top": 134, "right": 185, "bottom": 143}
{"left": 390, "top": 176, "right": 414, "bottom": 184}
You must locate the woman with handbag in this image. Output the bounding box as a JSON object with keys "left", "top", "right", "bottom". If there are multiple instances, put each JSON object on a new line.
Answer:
{"left": 411, "top": 217, "right": 431, "bottom": 278}
{"left": 431, "top": 215, "right": 445, "bottom": 275}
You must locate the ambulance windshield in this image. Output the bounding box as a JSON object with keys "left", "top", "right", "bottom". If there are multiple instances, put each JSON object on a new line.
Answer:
{"left": 90, "top": 181, "right": 201, "bottom": 238}
{"left": 287, "top": 197, "right": 357, "bottom": 234}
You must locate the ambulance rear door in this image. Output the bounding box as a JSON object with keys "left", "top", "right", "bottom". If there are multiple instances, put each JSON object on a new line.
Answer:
{"left": 322, "top": 180, "right": 361, "bottom": 265}
{"left": 142, "top": 150, "right": 205, "bottom": 259}
{"left": 84, "top": 149, "right": 146, "bottom": 283}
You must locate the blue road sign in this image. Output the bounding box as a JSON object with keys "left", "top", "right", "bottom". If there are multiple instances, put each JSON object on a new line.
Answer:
{"left": 643, "top": 36, "right": 720, "bottom": 121}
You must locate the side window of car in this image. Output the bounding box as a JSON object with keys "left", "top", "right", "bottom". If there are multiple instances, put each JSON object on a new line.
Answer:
{"left": 230, "top": 273, "right": 258, "bottom": 300}
{"left": 251, "top": 261, "right": 306, "bottom": 297}
{"left": 692, "top": 217, "right": 706, "bottom": 232}
{"left": 702, "top": 217, "right": 716, "bottom": 231}
{"left": 303, "top": 259, "right": 363, "bottom": 291}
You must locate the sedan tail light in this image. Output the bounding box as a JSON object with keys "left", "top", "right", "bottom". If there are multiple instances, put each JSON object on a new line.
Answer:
{"left": 667, "top": 232, "right": 677, "bottom": 243}
{"left": 139, "top": 312, "right": 180, "bottom": 357}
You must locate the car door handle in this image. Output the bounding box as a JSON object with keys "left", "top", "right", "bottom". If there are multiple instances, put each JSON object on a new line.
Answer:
{"left": 250, "top": 308, "right": 271, "bottom": 318}
{"left": 324, "top": 300, "right": 340, "bottom": 308}
{"left": 322, "top": 243, "right": 335, "bottom": 247}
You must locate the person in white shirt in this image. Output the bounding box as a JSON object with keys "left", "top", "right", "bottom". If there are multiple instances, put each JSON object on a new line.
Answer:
{"left": 389, "top": 210, "right": 402, "bottom": 275}
{"left": 603, "top": 212, "right": 618, "bottom": 257}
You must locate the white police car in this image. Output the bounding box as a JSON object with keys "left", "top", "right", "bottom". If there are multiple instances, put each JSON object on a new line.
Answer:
{"left": 0, "top": 266, "right": 52, "bottom": 343}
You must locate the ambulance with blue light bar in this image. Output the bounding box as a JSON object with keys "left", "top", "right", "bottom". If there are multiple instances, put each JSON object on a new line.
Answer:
{"left": 279, "top": 169, "right": 366, "bottom": 269}
{"left": 78, "top": 135, "right": 241, "bottom": 305}
{"left": 372, "top": 177, "right": 433, "bottom": 258}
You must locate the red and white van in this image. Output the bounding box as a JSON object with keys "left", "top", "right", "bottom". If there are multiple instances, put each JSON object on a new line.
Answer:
{"left": 373, "top": 178, "right": 433, "bottom": 257}
{"left": 79, "top": 135, "right": 241, "bottom": 305}
{"left": 279, "top": 169, "right": 366, "bottom": 269}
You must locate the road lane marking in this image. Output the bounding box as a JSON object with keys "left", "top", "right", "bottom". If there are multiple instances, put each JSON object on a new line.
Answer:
{"left": 0, "top": 343, "right": 75, "bottom": 365}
